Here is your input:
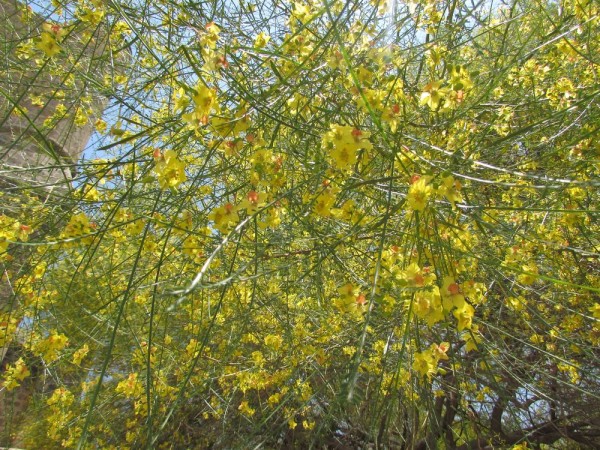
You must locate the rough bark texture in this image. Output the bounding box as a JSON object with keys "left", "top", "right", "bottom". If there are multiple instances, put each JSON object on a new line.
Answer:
{"left": 0, "top": 0, "right": 108, "bottom": 193}
{"left": 0, "top": 1, "right": 112, "bottom": 445}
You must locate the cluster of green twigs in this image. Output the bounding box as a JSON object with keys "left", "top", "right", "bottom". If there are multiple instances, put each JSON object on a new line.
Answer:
{"left": 1, "top": 0, "right": 599, "bottom": 448}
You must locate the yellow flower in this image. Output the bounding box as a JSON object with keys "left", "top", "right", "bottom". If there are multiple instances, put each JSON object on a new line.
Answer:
{"left": 172, "top": 87, "right": 190, "bottom": 112}
{"left": 238, "top": 190, "right": 268, "bottom": 215}
{"left": 200, "top": 22, "right": 221, "bottom": 51}
{"left": 2, "top": 358, "right": 30, "bottom": 391}
{"left": 334, "top": 283, "right": 366, "bottom": 315}
{"left": 454, "top": 302, "right": 475, "bottom": 331}
{"left": 268, "top": 393, "right": 282, "bottom": 406}
{"left": 414, "top": 341, "right": 452, "bottom": 379}
{"left": 95, "top": 118, "right": 108, "bottom": 133}
{"left": 42, "top": 22, "right": 67, "bottom": 41}
{"left": 407, "top": 176, "right": 432, "bottom": 211}
{"left": 448, "top": 64, "right": 473, "bottom": 91}
{"left": 413, "top": 288, "right": 444, "bottom": 327}
{"left": 72, "top": 344, "right": 89, "bottom": 365}
{"left": 192, "top": 84, "right": 217, "bottom": 117}
{"left": 441, "top": 276, "right": 466, "bottom": 310}
{"left": 34, "top": 331, "right": 69, "bottom": 362}
{"left": 303, "top": 420, "right": 315, "bottom": 430}
{"left": 438, "top": 175, "right": 463, "bottom": 207}
{"left": 238, "top": 400, "right": 255, "bottom": 417}
{"left": 36, "top": 32, "right": 60, "bottom": 57}
{"left": 431, "top": 342, "right": 450, "bottom": 361}
{"left": 413, "top": 349, "right": 436, "bottom": 378}
{"left": 331, "top": 145, "right": 358, "bottom": 169}
{"left": 15, "top": 222, "right": 33, "bottom": 241}
{"left": 420, "top": 80, "right": 445, "bottom": 110}
{"left": 322, "top": 124, "right": 372, "bottom": 170}
{"left": 78, "top": 7, "right": 105, "bottom": 25}
{"left": 401, "top": 262, "right": 435, "bottom": 287}
{"left": 313, "top": 189, "right": 336, "bottom": 217}
{"left": 339, "top": 283, "right": 357, "bottom": 300}
{"left": 518, "top": 262, "right": 539, "bottom": 285}
{"left": 264, "top": 334, "right": 283, "bottom": 350}
{"left": 47, "top": 387, "right": 74, "bottom": 407}
{"left": 154, "top": 150, "right": 187, "bottom": 189}
{"left": 291, "top": 1, "right": 312, "bottom": 23}
{"left": 258, "top": 207, "right": 283, "bottom": 229}
{"left": 183, "top": 84, "right": 218, "bottom": 126}
{"left": 208, "top": 203, "right": 239, "bottom": 232}
{"left": 116, "top": 373, "right": 143, "bottom": 398}
{"left": 254, "top": 32, "right": 270, "bottom": 49}
{"left": 463, "top": 325, "right": 481, "bottom": 352}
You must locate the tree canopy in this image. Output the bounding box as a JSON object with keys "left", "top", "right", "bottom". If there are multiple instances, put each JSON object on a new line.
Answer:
{"left": 1, "top": 0, "right": 599, "bottom": 448}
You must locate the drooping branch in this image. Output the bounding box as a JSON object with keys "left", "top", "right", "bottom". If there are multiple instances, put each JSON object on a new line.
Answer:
{"left": 414, "top": 368, "right": 460, "bottom": 450}
{"left": 490, "top": 398, "right": 505, "bottom": 438}
{"left": 442, "top": 389, "right": 460, "bottom": 449}
{"left": 455, "top": 417, "right": 600, "bottom": 449}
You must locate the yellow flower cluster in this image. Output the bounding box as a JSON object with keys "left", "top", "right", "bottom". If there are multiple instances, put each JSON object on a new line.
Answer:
{"left": 413, "top": 290, "right": 445, "bottom": 327}
{"left": 413, "top": 342, "right": 450, "bottom": 379}
{"left": 322, "top": 124, "right": 373, "bottom": 171}
{"left": 407, "top": 175, "right": 433, "bottom": 211}
{"left": 72, "top": 344, "right": 89, "bottom": 366}
{"left": 312, "top": 185, "right": 337, "bottom": 218}
{"left": 35, "top": 23, "right": 68, "bottom": 57}
{"left": 208, "top": 202, "right": 239, "bottom": 233}
{"left": 46, "top": 387, "right": 76, "bottom": 443}
{"left": 254, "top": 32, "right": 270, "bottom": 49}
{"left": 437, "top": 175, "right": 463, "bottom": 207}
{"left": 0, "top": 316, "right": 19, "bottom": 348}
{"left": 238, "top": 190, "right": 268, "bottom": 215}
{"left": 32, "top": 331, "right": 69, "bottom": 362}
{"left": 153, "top": 149, "right": 187, "bottom": 189}
{"left": 116, "top": 373, "right": 143, "bottom": 398}
{"left": 60, "top": 212, "right": 96, "bottom": 246}
{"left": 333, "top": 282, "right": 367, "bottom": 316}
{"left": 2, "top": 358, "right": 30, "bottom": 391}
{"left": 182, "top": 83, "right": 219, "bottom": 128}
{"left": 0, "top": 215, "right": 33, "bottom": 260}
{"left": 440, "top": 277, "right": 475, "bottom": 331}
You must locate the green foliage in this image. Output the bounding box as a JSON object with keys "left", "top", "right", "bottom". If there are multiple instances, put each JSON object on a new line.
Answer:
{"left": 1, "top": 0, "right": 599, "bottom": 448}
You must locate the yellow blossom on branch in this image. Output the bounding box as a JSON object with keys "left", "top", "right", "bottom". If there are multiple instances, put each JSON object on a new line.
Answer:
{"left": 254, "top": 32, "right": 270, "bottom": 49}
{"left": 116, "top": 373, "right": 143, "bottom": 398}
{"left": 322, "top": 124, "right": 373, "bottom": 171}
{"left": 401, "top": 262, "right": 436, "bottom": 287}
{"left": 33, "top": 331, "right": 69, "bottom": 362}
{"left": 407, "top": 175, "right": 433, "bottom": 211}
{"left": 36, "top": 32, "right": 61, "bottom": 57}
{"left": 238, "top": 190, "right": 268, "bottom": 215}
{"left": 313, "top": 186, "right": 337, "bottom": 218}
{"left": 153, "top": 149, "right": 187, "bottom": 189}
{"left": 208, "top": 203, "right": 239, "bottom": 232}
{"left": 437, "top": 175, "right": 463, "bottom": 207}
{"left": 454, "top": 302, "right": 475, "bottom": 331}
{"left": 413, "top": 349, "right": 436, "bottom": 378}
{"left": 182, "top": 83, "right": 218, "bottom": 127}
{"left": 413, "top": 288, "right": 445, "bottom": 327}
{"left": 238, "top": 400, "right": 256, "bottom": 417}
{"left": 413, "top": 342, "right": 450, "bottom": 379}
{"left": 72, "top": 344, "right": 90, "bottom": 366}
{"left": 420, "top": 80, "right": 446, "bottom": 110}
{"left": 2, "top": 358, "right": 30, "bottom": 391}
